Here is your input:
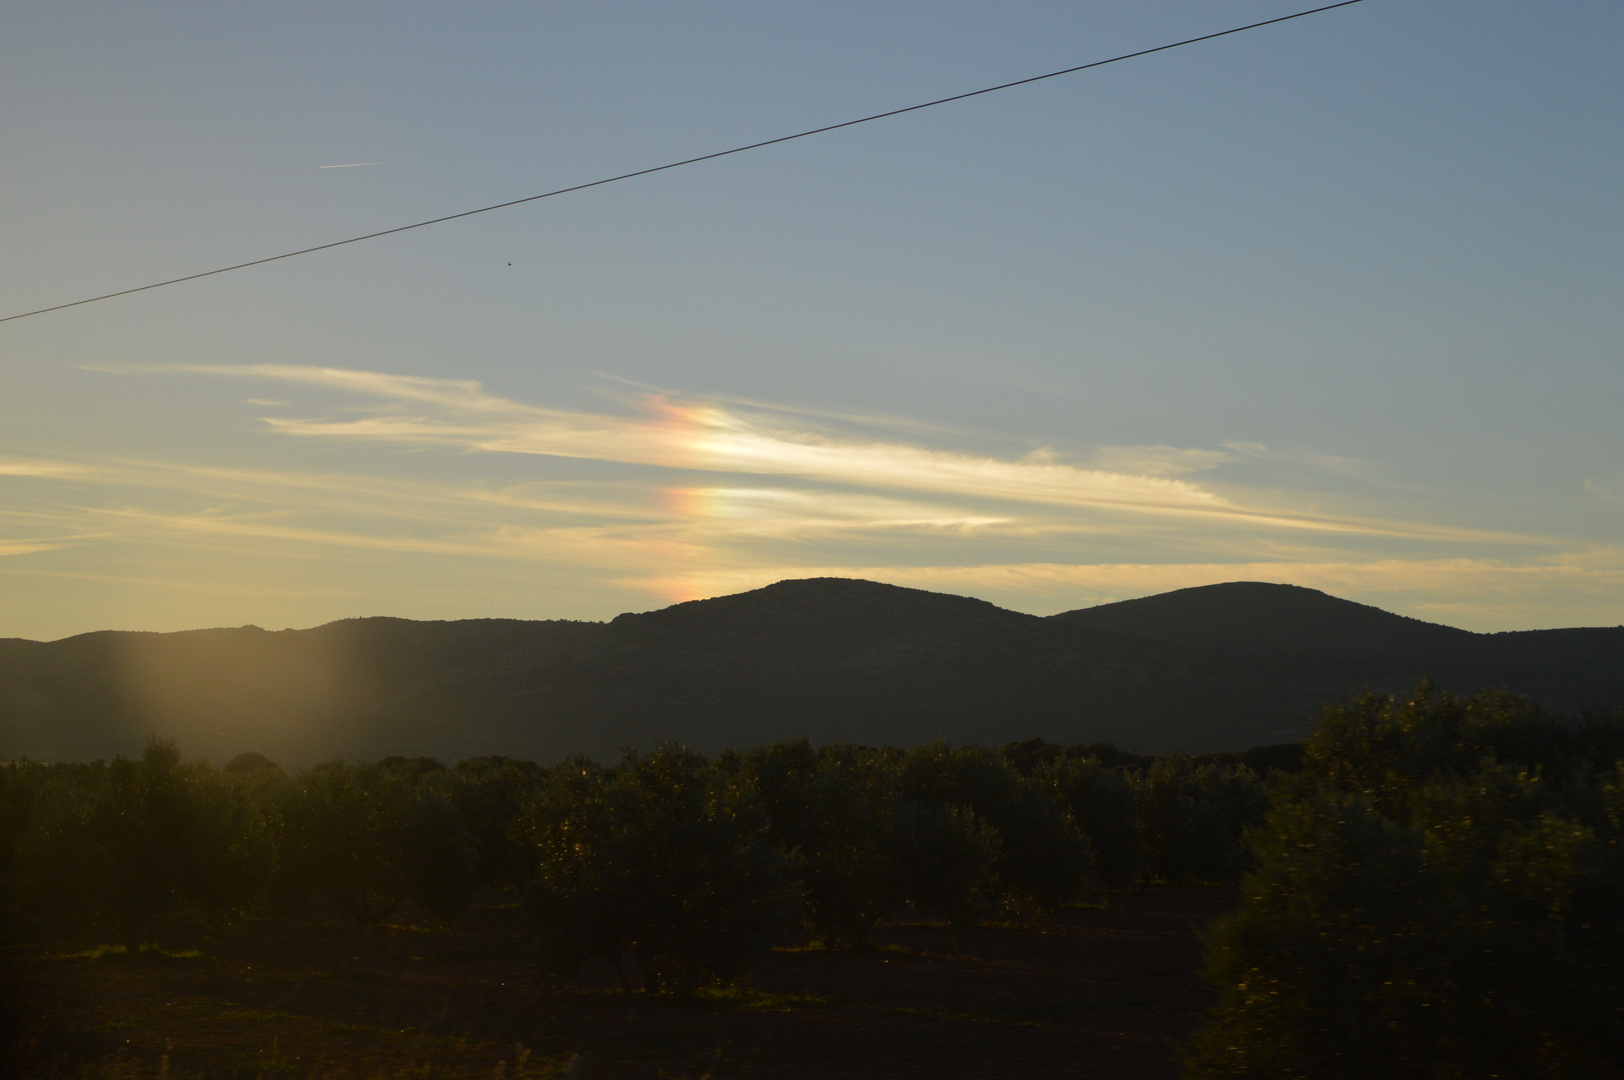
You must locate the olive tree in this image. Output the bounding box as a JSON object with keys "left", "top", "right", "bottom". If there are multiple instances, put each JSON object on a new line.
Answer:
{"left": 522, "top": 745, "right": 798, "bottom": 992}
{"left": 1038, "top": 754, "right": 1144, "bottom": 887}
{"left": 452, "top": 755, "right": 547, "bottom": 891}
{"left": 13, "top": 741, "right": 267, "bottom": 947}
{"left": 1185, "top": 687, "right": 1624, "bottom": 1078}
{"left": 741, "top": 740, "right": 894, "bottom": 947}
{"left": 899, "top": 742, "right": 1092, "bottom": 915}
{"left": 1128, "top": 755, "right": 1267, "bottom": 884}
{"left": 274, "top": 760, "right": 472, "bottom": 926}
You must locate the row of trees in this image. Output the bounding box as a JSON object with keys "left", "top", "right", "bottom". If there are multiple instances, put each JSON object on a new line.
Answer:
{"left": 8, "top": 687, "right": 1616, "bottom": 1068}
{"left": 0, "top": 735, "right": 1274, "bottom": 982}
{"left": 0, "top": 747, "right": 481, "bottom": 948}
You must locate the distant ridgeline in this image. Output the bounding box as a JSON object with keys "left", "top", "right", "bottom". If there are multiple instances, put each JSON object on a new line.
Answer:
{"left": 1, "top": 578, "right": 1621, "bottom": 766}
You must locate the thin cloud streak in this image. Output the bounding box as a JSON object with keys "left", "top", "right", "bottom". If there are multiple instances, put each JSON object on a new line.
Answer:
{"left": 0, "top": 540, "right": 66, "bottom": 557}
{"left": 1085, "top": 445, "right": 1235, "bottom": 477}
{"left": 660, "top": 486, "right": 1014, "bottom": 538}
{"left": 20, "top": 455, "right": 661, "bottom": 525}
{"left": 0, "top": 458, "right": 94, "bottom": 478}
{"left": 3, "top": 452, "right": 1015, "bottom": 561}
{"left": 75, "top": 504, "right": 704, "bottom": 567}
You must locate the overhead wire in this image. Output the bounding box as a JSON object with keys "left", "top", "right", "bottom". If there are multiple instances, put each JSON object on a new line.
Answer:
{"left": 1, "top": 0, "right": 1366, "bottom": 325}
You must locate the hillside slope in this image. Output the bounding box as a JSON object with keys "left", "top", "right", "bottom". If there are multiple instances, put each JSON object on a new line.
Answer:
{"left": 1050, "top": 582, "right": 1624, "bottom": 713}
{"left": 1049, "top": 582, "right": 1475, "bottom": 659}
{"left": 2, "top": 578, "right": 1619, "bottom": 766}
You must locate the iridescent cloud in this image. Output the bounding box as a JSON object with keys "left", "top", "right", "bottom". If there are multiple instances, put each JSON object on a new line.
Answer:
{"left": 160, "top": 365, "right": 1521, "bottom": 542}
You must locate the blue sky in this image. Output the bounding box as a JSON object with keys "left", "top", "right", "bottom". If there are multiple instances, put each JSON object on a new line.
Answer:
{"left": 3, "top": 1, "right": 1621, "bottom": 639}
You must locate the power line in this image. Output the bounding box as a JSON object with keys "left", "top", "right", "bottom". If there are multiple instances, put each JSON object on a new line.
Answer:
{"left": 2, "top": 0, "right": 1366, "bottom": 325}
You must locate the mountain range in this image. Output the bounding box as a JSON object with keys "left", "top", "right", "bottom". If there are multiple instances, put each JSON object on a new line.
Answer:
{"left": 2, "top": 579, "right": 1620, "bottom": 767}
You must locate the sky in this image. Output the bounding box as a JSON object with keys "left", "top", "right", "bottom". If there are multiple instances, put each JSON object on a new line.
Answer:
{"left": 2, "top": 0, "right": 1622, "bottom": 641}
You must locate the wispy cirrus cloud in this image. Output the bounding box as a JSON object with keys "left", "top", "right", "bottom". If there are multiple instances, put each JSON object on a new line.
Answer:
{"left": 192, "top": 363, "right": 1226, "bottom": 515}
{"left": 73, "top": 503, "right": 707, "bottom": 568}
{"left": 1084, "top": 444, "right": 1235, "bottom": 477}
{"left": 0, "top": 540, "right": 68, "bottom": 557}
{"left": 12, "top": 362, "right": 1598, "bottom": 637}
{"left": 145, "top": 364, "right": 1526, "bottom": 543}
{"left": 2, "top": 449, "right": 1007, "bottom": 568}
{"left": 0, "top": 458, "right": 94, "bottom": 478}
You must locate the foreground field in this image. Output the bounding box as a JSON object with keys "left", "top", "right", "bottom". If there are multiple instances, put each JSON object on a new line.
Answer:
{"left": 5, "top": 886, "right": 1229, "bottom": 1080}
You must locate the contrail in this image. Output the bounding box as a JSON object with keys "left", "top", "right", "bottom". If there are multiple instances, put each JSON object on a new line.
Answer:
{"left": 319, "top": 162, "right": 389, "bottom": 169}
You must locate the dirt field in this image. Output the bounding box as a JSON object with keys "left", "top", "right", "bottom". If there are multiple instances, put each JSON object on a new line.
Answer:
{"left": 4, "top": 886, "right": 1233, "bottom": 1079}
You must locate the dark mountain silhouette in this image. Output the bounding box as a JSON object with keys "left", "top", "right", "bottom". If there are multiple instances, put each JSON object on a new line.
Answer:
{"left": 1050, "top": 582, "right": 1624, "bottom": 712}
{"left": 1, "top": 578, "right": 1619, "bottom": 767}
{"left": 1049, "top": 582, "right": 1476, "bottom": 660}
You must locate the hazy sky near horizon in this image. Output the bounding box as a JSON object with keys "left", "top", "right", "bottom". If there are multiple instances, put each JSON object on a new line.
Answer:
{"left": 3, "top": 1, "right": 1622, "bottom": 640}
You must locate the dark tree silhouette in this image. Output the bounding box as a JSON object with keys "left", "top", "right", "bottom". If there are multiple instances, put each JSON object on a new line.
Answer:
{"left": 452, "top": 755, "right": 547, "bottom": 891}
{"left": 274, "top": 760, "right": 472, "bottom": 926}
{"left": 743, "top": 740, "right": 892, "bottom": 947}
{"left": 900, "top": 742, "right": 1092, "bottom": 914}
{"left": 1039, "top": 754, "right": 1144, "bottom": 887}
{"left": 1128, "top": 755, "right": 1268, "bottom": 884}
{"left": 1185, "top": 686, "right": 1624, "bottom": 1078}
{"left": 522, "top": 745, "right": 798, "bottom": 992}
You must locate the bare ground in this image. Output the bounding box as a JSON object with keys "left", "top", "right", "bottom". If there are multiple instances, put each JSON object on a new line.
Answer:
{"left": 3, "top": 886, "right": 1233, "bottom": 1079}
